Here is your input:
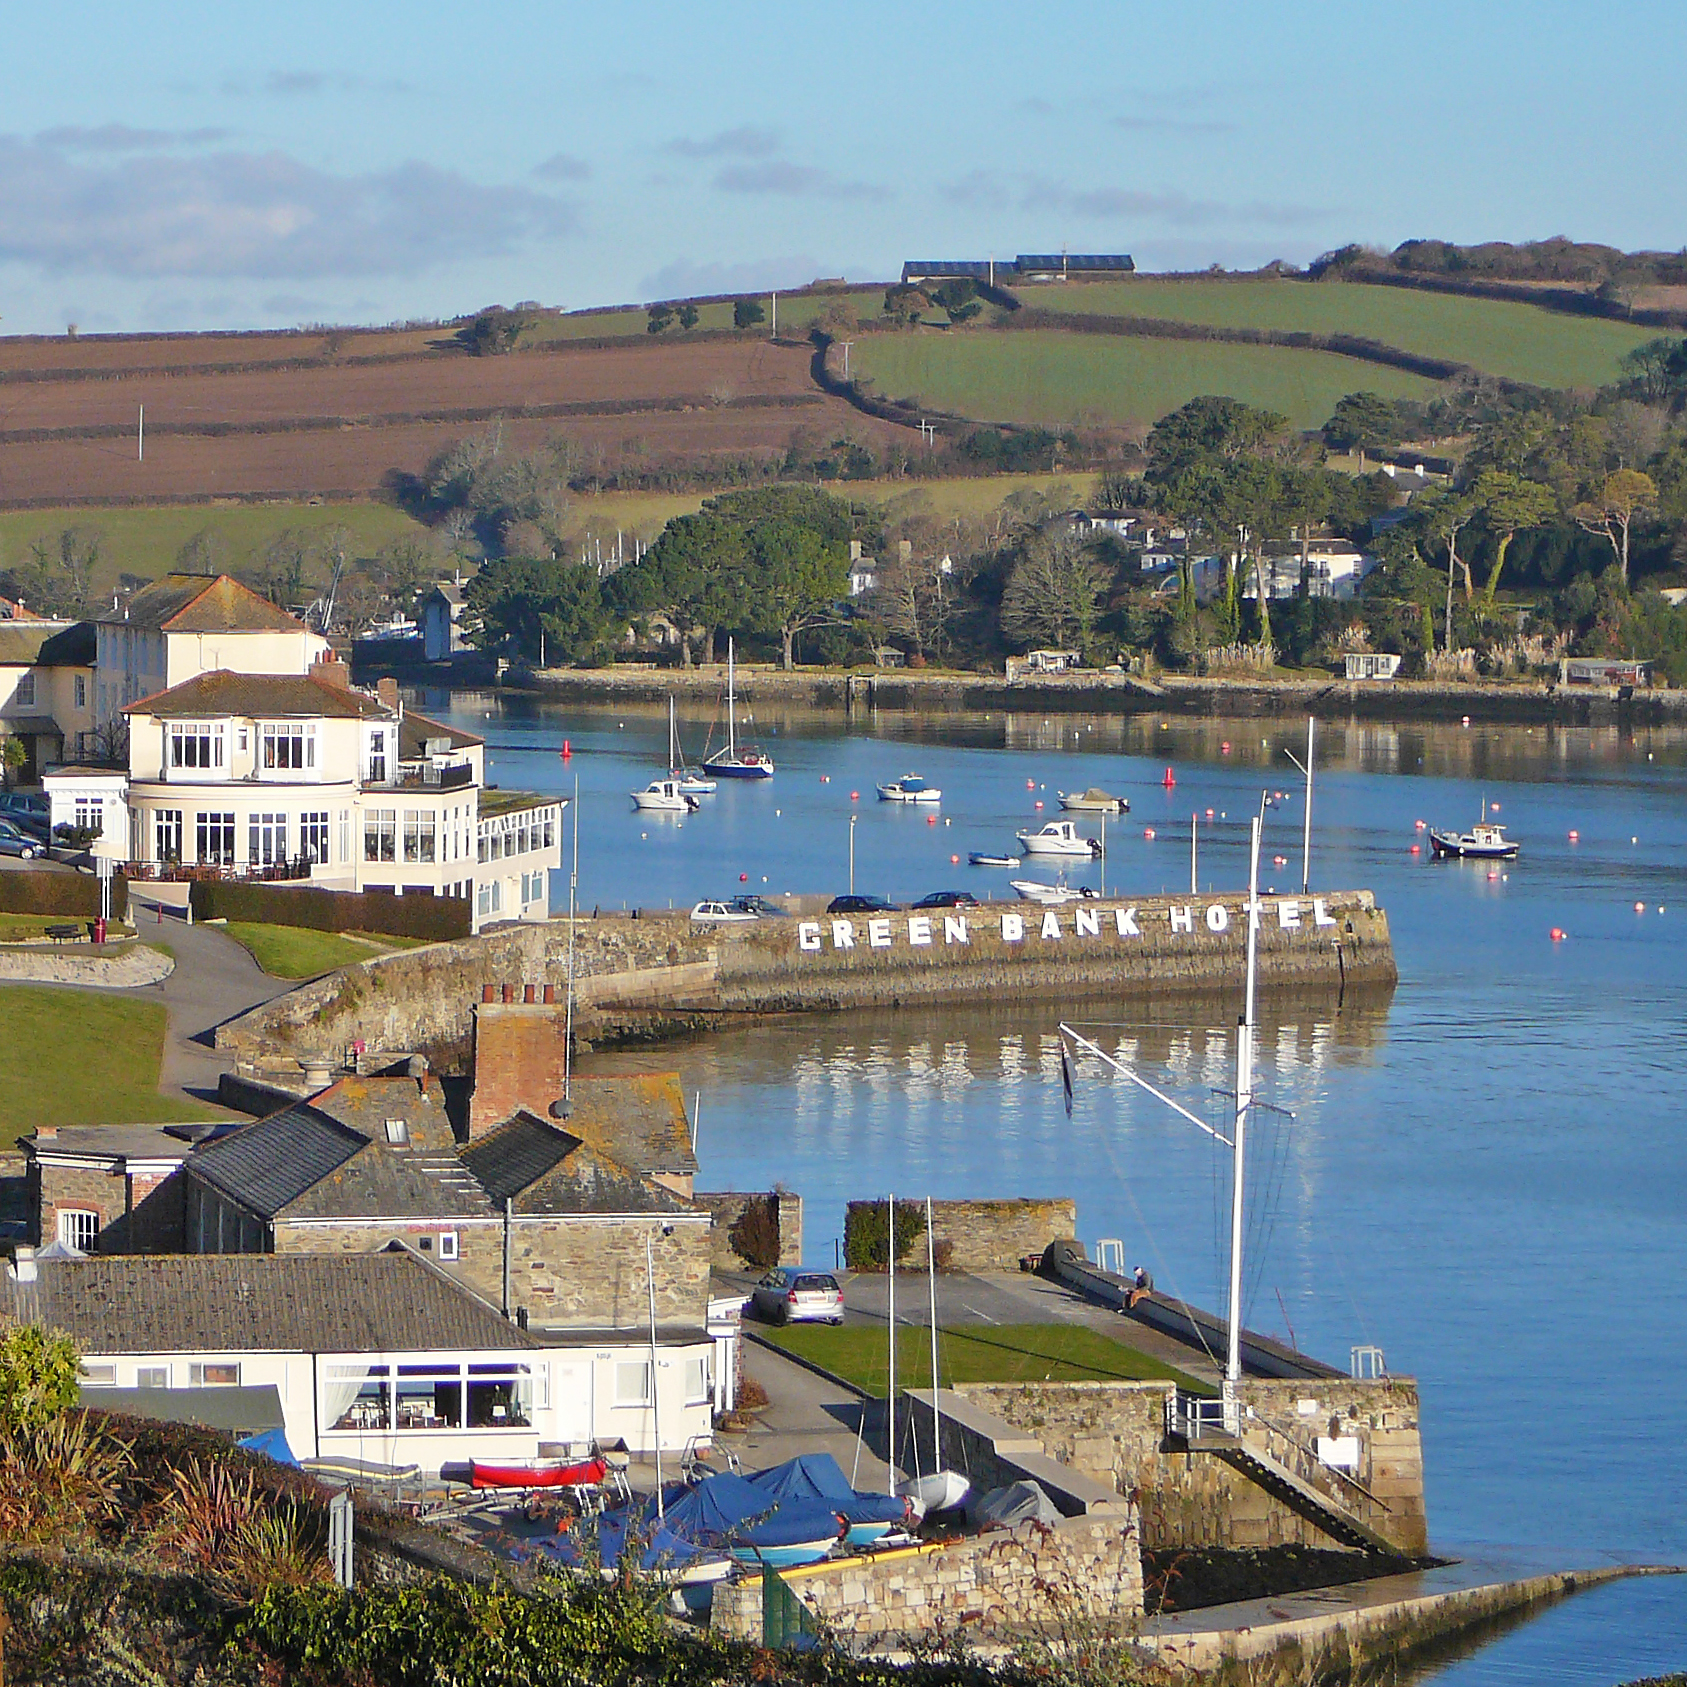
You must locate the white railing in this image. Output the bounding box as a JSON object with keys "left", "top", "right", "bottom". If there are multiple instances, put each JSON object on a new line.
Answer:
{"left": 1166, "top": 1390, "right": 1228, "bottom": 1441}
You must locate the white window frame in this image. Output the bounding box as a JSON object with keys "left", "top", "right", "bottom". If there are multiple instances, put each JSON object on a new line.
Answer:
{"left": 168, "top": 721, "right": 225, "bottom": 775}
{"left": 154, "top": 809, "right": 183, "bottom": 864}
{"left": 384, "top": 1118, "right": 408, "bottom": 1144}
{"left": 259, "top": 722, "right": 316, "bottom": 776}
{"left": 684, "top": 1355, "right": 711, "bottom": 1405}
{"left": 438, "top": 1230, "right": 459, "bottom": 1261}
{"left": 196, "top": 810, "right": 235, "bottom": 865}
{"left": 300, "top": 811, "right": 330, "bottom": 864}
{"left": 189, "top": 1361, "right": 241, "bottom": 1387}
{"left": 249, "top": 812, "right": 288, "bottom": 866}
{"left": 15, "top": 670, "right": 35, "bottom": 707}
{"left": 136, "top": 1365, "right": 169, "bottom": 1389}
{"left": 79, "top": 1362, "right": 116, "bottom": 1387}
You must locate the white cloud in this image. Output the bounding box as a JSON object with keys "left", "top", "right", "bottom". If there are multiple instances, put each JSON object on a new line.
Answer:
{"left": 938, "top": 170, "right": 1320, "bottom": 228}
{"left": 640, "top": 254, "right": 829, "bottom": 299}
{"left": 714, "top": 162, "right": 887, "bottom": 202}
{"left": 0, "top": 140, "right": 578, "bottom": 279}
{"left": 37, "top": 124, "right": 231, "bottom": 150}
{"left": 534, "top": 152, "right": 592, "bottom": 182}
{"left": 664, "top": 125, "right": 779, "bottom": 159}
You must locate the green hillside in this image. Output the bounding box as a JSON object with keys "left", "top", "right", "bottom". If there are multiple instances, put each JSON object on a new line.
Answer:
{"left": 1010, "top": 278, "right": 1656, "bottom": 389}
{"left": 853, "top": 329, "right": 1444, "bottom": 431}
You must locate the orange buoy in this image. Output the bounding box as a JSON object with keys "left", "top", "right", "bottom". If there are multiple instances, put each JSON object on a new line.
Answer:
{"left": 850, "top": 791, "right": 860, "bottom": 801}
{"left": 1568, "top": 830, "right": 1579, "bottom": 842}
{"left": 1550, "top": 927, "right": 1565, "bottom": 941}
{"left": 740, "top": 873, "right": 749, "bottom": 882}
{"left": 1415, "top": 819, "right": 1427, "bottom": 830}
{"left": 1144, "top": 827, "right": 1156, "bottom": 840}
{"left": 1221, "top": 741, "right": 1231, "bottom": 754}
{"left": 927, "top": 815, "right": 937, "bottom": 825}
{"left": 1409, "top": 844, "right": 1421, "bottom": 855}
{"left": 1026, "top": 778, "right": 1036, "bottom": 789}
{"left": 1034, "top": 800, "right": 1044, "bottom": 810}
{"left": 1634, "top": 901, "right": 1646, "bottom": 913}
{"left": 950, "top": 854, "right": 960, "bottom": 864}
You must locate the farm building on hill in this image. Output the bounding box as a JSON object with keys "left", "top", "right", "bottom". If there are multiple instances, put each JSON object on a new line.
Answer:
{"left": 901, "top": 254, "right": 1133, "bottom": 286}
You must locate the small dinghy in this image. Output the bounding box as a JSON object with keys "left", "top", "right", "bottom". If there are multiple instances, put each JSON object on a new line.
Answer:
{"left": 969, "top": 852, "right": 1021, "bottom": 867}
{"left": 746, "top": 1454, "right": 913, "bottom": 1547}
{"left": 460, "top": 1455, "right": 609, "bottom": 1491}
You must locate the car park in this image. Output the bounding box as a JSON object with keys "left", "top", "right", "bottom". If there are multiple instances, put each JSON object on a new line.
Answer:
{"left": 0, "top": 819, "right": 44, "bottom": 860}
{"left": 749, "top": 1268, "right": 845, "bottom": 1326}
{"left": 825, "top": 894, "right": 895, "bottom": 915}
{"left": 911, "top": 889, "right": 979, "bottom": 910}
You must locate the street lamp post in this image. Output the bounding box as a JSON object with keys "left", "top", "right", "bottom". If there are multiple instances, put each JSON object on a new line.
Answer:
{"left": 848, "top": 813, "right": 857, "bottom": 894}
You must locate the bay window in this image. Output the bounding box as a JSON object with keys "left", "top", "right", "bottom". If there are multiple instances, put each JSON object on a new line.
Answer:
{"left": 260, "top": 723, "right": 315, "bottom": 774}
{"left": 402, "top": 809, "right": 436, "bottom": 863}
{"left": 364, "top": 809, "right": 396, "bottom": 862}
{"left": 168, "top": 722, "right": 224, "bottom": 774}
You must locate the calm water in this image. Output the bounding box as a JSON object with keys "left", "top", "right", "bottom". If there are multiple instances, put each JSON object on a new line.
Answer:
{"left": 438, "top": 690, "right": 1687, "bottom": 1683}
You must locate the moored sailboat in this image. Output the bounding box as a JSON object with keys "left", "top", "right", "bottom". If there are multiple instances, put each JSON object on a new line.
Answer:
{"left": 702, "top": 641, "right": 774, "bottom": 779}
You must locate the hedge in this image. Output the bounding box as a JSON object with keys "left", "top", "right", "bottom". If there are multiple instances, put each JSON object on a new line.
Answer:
{"left": 187, "top": 879, "right": 471, "bottom": 942}
{"left": 843, "top": 1199, "right": 928, "bottom": 1271}
{"left": 0, "top": 870, "right": 117, "bottom": 917}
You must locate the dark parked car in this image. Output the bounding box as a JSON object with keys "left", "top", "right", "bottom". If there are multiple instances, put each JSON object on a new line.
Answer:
{"left": 0, "top": 794, "right": 50, "bottom": 842}
{"left": 0, "top": 819, "right": 45, "bottom": 860}
{"left": 731, "top": 894, "right": 786, "bottom": 917}
{"left": 911, "top": 889, "right": 979, "bottom": 910}
{"left": 826, "top": 894, "right": 895, "bottom": 915}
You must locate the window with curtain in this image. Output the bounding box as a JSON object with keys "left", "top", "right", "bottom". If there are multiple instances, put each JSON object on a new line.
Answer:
{"left": 324, "top": 1363, "right": 388, "bottom": 1430}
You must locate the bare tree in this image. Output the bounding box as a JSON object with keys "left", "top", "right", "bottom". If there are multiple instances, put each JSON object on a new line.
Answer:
{"left": 1000, "top": 530, "right": 1110, "bottom": 653}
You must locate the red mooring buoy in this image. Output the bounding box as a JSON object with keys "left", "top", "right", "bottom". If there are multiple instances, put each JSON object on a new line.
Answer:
{"left": 1163, "top": 767, "right": 1176, "bottom": 788}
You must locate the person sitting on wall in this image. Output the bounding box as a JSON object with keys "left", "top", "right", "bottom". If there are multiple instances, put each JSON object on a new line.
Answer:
{"left": 1127, "top": 1264, "right": 1154, "bottom": 1309}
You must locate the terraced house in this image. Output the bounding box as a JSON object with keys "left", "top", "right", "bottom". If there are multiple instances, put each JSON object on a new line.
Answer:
{"left": 45, "top": 572, "right": 561, "bottom": 929}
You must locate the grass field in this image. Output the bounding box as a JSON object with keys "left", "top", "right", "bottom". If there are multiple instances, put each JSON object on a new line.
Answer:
{"left": 0, "top": 985, "right": 220, "bottom": 1146}
{"left": 0, "top": 501, "right": 428, "bottom": 596}
{"left": 854, "top": 330, "right": 1443, "bottom": 432}
{"left": 760, "top": 1321, "right": 1205, "bottom": 1394}
{"left": 219, "top": 922, "right": 422, "bottom": 979}
{"left": 1011, "top": 278, "right": 1658, "bottom": 389}
{"left": 527, "top": 287, "right": 884, "bottom": 344}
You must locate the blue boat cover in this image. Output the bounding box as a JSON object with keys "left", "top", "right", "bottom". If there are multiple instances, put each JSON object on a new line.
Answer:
{"left": 555, "top": 1470, "right": 843, "bottom": 1571}
{"left": 236, "top": 1427, "right": 298, "bottom": 1467}
{"left": 746, "top": 1454, "right": 906, "bottom": 1527}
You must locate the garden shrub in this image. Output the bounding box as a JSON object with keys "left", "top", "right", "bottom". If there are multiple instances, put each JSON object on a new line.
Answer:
{"left": 843, "top": 1200, "right": 927, "bottom": 1271}
{"left": 727, "top": 1194, "right": 782, "bottom": 1270}
{"left": 0, "top": 1323, "right": 81, "bottom": 1428}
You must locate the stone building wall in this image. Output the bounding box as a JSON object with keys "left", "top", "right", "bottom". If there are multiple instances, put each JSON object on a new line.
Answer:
{"left": 956, "top": 1377, "right": 1426, "bottom": 1556}
{"left": 695, "top": 1191, "right": 803, "bottom": 1269}
{"left": 34, "top": 1161, "right": 185, "bottom": 1254}
{"left": 711, "top": 1513, "right": 1143, "bottom": 1644}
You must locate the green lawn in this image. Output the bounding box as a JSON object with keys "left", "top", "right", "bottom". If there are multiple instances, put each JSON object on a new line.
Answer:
{"left": 526, "top": 286, "right": 885, "bottom": 344}
{"left": 0, "top": 986, "right": 220, "bottom": 1146}
{"left": 761, "top": 1321, "right": 1206, "bottom": 1394}
{"left": 0, "top": 502, "right": 430, "bottom": 597}
{"left": 854, "top": 330, "right": 1443, "bottom": 432}
{"left": 1010, "top": 277, "right": 1658, "bottom": 390}
{"left": 219, "top": 922, "right": 422, "bottom": 980}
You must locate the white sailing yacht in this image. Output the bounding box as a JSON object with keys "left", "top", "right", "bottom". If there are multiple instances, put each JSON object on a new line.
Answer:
{"left": 896, "top": 1195, "right": 971, "bottom": 1517}
{"left": 666, "top": 696, "right": 716, "bottom": 794}
{"left": 702, "top": 640, "right": 774, "bottom": 779}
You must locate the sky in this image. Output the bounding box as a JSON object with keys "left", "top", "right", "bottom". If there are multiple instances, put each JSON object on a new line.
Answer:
{"left": 0, "top": 0, "right": 1683, "bottom": 336}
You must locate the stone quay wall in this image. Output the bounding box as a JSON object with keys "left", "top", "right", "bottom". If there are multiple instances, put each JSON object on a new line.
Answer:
{"left": 849, "top": 1197, "right": 1077, "bottom": 1272}
{"left": 711, "top": 1513, "right": 1143, "bottom": 1646}
{"left": 956, "top": 1377, "right": 1427, "bottom": 1556}
{"left": 695, "top": 1190, "right": 804, "bottom": 1269}
{"left": 215, "top": 889, "right": 1393, "bottom": 1077}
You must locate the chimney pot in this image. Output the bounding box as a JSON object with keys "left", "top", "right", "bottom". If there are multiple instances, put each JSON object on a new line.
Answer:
{"left": 502, "top": 983, "right": 515, "bottom": 1003}
{"left": 542, "top": 983, "right": 555, "bottom": 1004}
{"left": 376, "top": 677, "right": 400, "bottom": 711}
{"left": 523, "top": 984, "right": 536, "bottom": 1004}
{"left": 482, "top": 984, "right": 495, "bottom": 1003}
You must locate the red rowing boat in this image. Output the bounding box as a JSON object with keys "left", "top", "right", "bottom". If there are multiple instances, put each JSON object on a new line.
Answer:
{"left": 469, "top": 1456, "right": 608, "bottom": 1490}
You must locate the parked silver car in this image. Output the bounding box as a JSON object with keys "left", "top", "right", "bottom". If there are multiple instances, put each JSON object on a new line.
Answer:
{"left": 750, "top": 1269, "right": 844, "bottom": 1326}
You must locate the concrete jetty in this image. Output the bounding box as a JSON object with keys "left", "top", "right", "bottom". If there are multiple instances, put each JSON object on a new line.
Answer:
{"left": 215, "top": 888, "right": 1395, "bottom": 1080}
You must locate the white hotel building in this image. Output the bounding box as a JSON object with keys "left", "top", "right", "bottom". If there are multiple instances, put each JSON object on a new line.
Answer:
{"left": 48, "top": 574, "right": 560, "bottom": 932}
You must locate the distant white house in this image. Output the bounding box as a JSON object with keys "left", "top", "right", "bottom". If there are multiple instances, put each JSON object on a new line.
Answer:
{"left": 419, "top": 582, "right": 468, "bottom": 662}
{"left": 1344, "top": 652, "right": 1402, "bottom": 681}
{"left": 1007, "top": 649, "right": 1081, "bottom": 681}
{"left": 1558, "top": 657, "right": 1652, "bottom": 688}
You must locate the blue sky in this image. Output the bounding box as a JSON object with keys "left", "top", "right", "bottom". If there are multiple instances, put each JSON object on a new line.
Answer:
{"left": 1, "top": 0, "right": 1682, "bottom": 334}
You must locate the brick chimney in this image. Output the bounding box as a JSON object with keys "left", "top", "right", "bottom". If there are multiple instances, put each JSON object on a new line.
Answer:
{"left": 468, "top": 1002, "right": 570, "bottom": 1138}
{"left": 376, "top": 677, "right": 400, "bottom": 712}
{"left": 311, "top": 650, "right": 351, "bottom": 690}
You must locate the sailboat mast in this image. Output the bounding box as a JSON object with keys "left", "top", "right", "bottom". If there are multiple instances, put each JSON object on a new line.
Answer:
{"left": 926, "top": 1196, "right": 940, "bottom": 1454}
{"left": 669, "top": 695, "right": 678, "bottom": 773}
{"left": 1225, "top": 812, "right": 1263, "bottom": 1421}
{"left": 886, "top": 1192, "right": 896, "bottom": 1494}
{"left": 726, "top": 640, "right": 738, "bottom": 761}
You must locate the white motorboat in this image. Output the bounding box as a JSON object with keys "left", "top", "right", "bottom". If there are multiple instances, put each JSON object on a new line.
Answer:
{"left": 690, "top": 900, "right": 760, "bottom": 923}
{"left": 702, "top": 641, "right": 774, "bottom": 779}
{"left": 877, "top": 774, "right": 941, "bottom": 804}
{"left": 969, "top": 852, "right": 1021, "bottom": 868}
{"left": 1011, "top": 879, "right": 1097, "bottom": 905}
{"left": 631, "top": 777, "right": 700, "bottom": 814}
{"left": 664, "top": 696, "right": 716, "bottom": 793}
{"left": 1016, "top": 819, "right": 1102, "bottom": 859}
{"left": 1430, "top": 800, "right": 1518, "bottom": 860}
{"left": 1058, "top": 787, "right": 1130, "bottom": 814}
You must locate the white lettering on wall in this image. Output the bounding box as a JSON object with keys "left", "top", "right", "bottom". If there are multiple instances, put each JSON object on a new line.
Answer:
{"left": 944, "top": 916, "right": 969, "bottom": 945}
{"left": 1040, "top": 910, "right": 1062, "bottom": 940}
{"left": 831, "top": 920, "right": 856, "bottom": 950}
{"left": 1115, "top": 907, "right": 1140, "bottom": 937}
{"left": 798, "top": 921, "right": 822, "bottom": 951}
{"left": 1278, "top": 899, "right": 1302, "bottom": 930}
{"left": 1205, "top": 903, "right": 1229, "bottom": 933}
{"left": 1001, "top": 912, "right": 1024, "bottom": 942}
{"left": 1313, "top": 898, "right": 1337, "bottom": 928}
{"left": 1170, "top": 905, "right": 1194, "bottom": 934}
{"left": 1075, "top": 906, "right": 1100, "bottom": 938}
{"left": 868, "top": 918, "right": 893, "bottom": 949}
{"left": 908, "top": 915, "right": 933, "bottom": 947}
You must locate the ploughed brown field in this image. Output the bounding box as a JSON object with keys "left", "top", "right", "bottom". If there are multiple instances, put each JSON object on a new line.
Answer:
{"left": 0, "top": 328, "right": 908, "bottom": 506}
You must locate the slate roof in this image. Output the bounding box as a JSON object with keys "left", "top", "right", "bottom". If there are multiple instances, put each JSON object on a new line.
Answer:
{"left": 0, "top": 621, "right": 96, "bottom": 667}
{"left": 562, "top": 1074, "right": 699, "bottom": 1180}
{"left": 125, "top": 670, "right": 395, "bottom": 722}
{"left": 461, "top": 1111, "right": 696, "bottom": 1217}
{"left": 2, "top": 1249, "right": 536, "bottom": 1353}
{"left": 188, "top": 1103, "right": 365, "bottom": 1219}
{"left": 103, "top": 574, "right": 307, "bottom": 635}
